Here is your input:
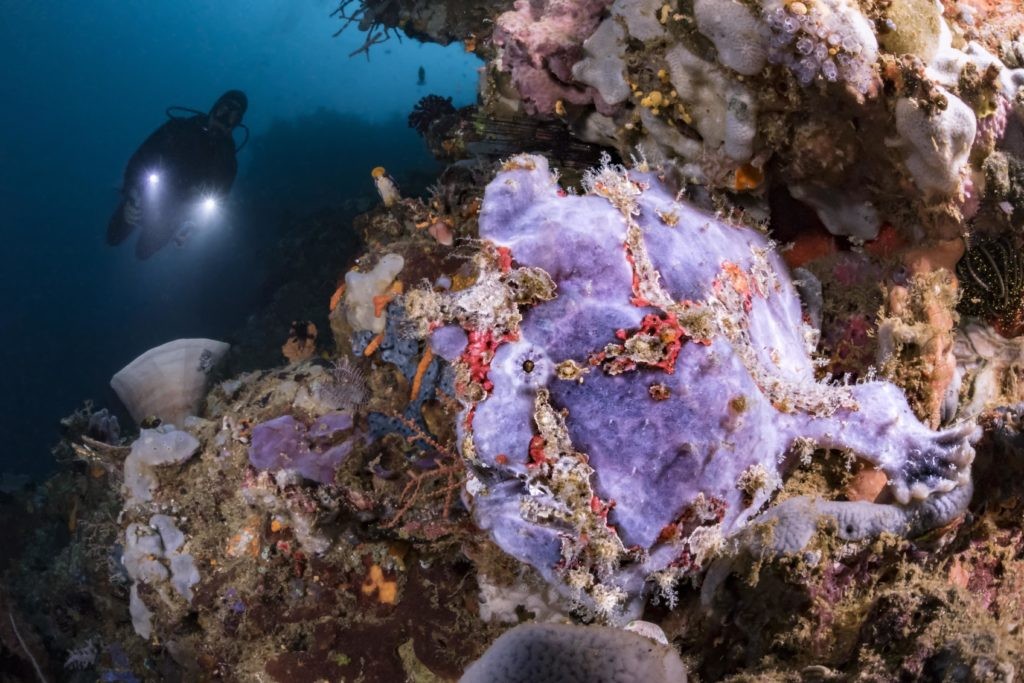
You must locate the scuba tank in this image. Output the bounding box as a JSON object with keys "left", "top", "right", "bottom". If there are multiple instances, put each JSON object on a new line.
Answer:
{"left": 165, "top": 106, "right": 250, "bottom": 152}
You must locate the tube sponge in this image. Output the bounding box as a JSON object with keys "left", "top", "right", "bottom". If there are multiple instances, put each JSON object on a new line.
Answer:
{"left": 344, "top": 253, "right": 405, "bottom": 334}
{"left": 571, "top": 18, "right": 630, "bottom": 107}
{"left": 694, "top": 0, "right": 769, "bottom": 76}
{"left": 122, "top": 515, "right": 200, "bottom": 638}
{"left": 460, "top": 623, "right": 688, "bottom": 683}
{"left": 663, "top": 44, "right": 757, "bottom": 162}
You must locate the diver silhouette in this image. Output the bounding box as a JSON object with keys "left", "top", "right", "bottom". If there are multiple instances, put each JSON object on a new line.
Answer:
{"left": 107, "top": 90, "right": 248, "bottom": 259}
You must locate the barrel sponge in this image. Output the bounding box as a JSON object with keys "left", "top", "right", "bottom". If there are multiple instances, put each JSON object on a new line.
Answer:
{"left": 110, "top": 338, "right": 230, "bottom": 427}
{"left": 664, "top": 43, "right": 757, "bottom": 162}
{"left": 459, "top": 623, "right": 688, "bottom": 683}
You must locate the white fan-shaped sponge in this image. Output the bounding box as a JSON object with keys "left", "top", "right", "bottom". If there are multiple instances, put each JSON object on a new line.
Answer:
{"left": 111, "top": 338, "right": 229, "bottom": 426}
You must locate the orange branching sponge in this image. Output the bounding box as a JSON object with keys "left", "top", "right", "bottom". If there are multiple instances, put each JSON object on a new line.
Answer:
{"left": 372, "top": 280, "right": 405, "bottom": 318}
{"left": 361, "top": 564, "right": 398, "bottom": 604}
{"left": 363, "top": 333, "right": 384, "bottom": 357}
{"left": 329, "top": 283, "right": 346, "bottom": 313}
{"left": 68, "top": 497, "right": 79, "bottom": 533}
{"left": 410, "top": 346, "right": 434, "bottom": 401}
{"left": 383, "top": 416, "right": 465, "bottom": 529}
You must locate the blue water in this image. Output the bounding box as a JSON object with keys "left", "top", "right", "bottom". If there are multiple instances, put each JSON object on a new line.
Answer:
{"left": 0, "top": 1, "right": 480, "bottom": 479}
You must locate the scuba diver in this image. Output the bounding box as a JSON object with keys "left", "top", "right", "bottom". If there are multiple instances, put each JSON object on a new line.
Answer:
{"left": 107, "top": 90, "right": 248, "bottom": 259}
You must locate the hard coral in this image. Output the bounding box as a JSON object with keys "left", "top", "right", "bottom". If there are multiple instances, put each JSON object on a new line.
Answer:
{"left": 415, "top": 155, "right": 978, "bottom": 618}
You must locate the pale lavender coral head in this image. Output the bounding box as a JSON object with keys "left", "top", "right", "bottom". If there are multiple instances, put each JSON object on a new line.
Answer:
{"left": 762, "top": 0, "right": 878, "bottom": 93}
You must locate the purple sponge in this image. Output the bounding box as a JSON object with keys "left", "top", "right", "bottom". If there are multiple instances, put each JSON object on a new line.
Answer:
{"left": 249, "top": 412, "right": 355, "bottom": 485}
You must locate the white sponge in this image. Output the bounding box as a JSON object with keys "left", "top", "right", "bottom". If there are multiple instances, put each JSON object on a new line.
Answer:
{"left": 460, "top": 622, "right": 688, "bottom": 683}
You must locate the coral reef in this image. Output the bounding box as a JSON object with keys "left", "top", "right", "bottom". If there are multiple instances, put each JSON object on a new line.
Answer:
{"left": 332, "top": 0, "right": 505, "bottom": 53}
{"left": 455, "top": 0, "right": 1024, "bottom": 250}
{"left": 14, "top": 144, "right": 1024, "bottom": 680}
{"left": 20, "top": 0, "right": 1024, "bottom": 679}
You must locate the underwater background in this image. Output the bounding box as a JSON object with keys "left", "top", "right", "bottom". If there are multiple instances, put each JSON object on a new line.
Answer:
{"left": 0, "top": 0, "right": 478, "bottom": 481}
{"left": 5, "top": 0, "right": 1024, "bottom": 680}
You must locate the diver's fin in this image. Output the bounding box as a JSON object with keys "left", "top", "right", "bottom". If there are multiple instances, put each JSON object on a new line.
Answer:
{"left": 106, "top": 201, "right": 136, "bottom": 245}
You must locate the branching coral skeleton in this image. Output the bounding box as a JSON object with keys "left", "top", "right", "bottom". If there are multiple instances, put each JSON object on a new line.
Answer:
{"left": 383, "top": 415, "right": 465, "bottom": 529}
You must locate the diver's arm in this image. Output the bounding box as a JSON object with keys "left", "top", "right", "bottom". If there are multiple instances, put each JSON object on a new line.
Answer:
{"left": 121, "top": 118, "right": 195, "bottom": 192}
{"left": 122, "top": 125, "right": 170, "bottom": 191}
{"left": 207, "top": 141, "right": 239, "bottom": 196}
